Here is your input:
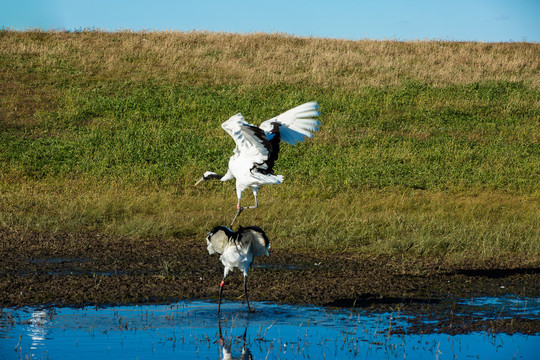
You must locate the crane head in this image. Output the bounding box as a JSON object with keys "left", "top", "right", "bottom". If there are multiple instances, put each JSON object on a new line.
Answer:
{"left": 195, "top": 171, "right": 220, "bottom": 186}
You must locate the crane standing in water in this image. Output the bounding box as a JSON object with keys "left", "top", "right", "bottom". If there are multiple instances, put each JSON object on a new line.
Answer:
{"left": 206, "top": 225, "right": 270, "bottom": 313}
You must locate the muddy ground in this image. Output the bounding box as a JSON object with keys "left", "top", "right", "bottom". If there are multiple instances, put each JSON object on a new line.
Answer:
{"left": 1, "top": 228, "right": 539, "bottom": 334}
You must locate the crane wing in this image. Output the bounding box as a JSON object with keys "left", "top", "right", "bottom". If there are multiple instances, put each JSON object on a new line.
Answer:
{"left": 206, "top": 226, "right": 234, "bottom": 255}
{"left": 221, "top": 114, "right": 272, "bottom": 160}
{"left": 259, "top": 102, "right": 320, "bottom": 145}
{"left": 240, "top": 226, "right": 270, "bottom": 257}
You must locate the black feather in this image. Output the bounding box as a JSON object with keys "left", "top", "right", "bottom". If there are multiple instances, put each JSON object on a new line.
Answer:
{"left": 264, "top": 122, "right": 281, "bottom": 174}
{"left": 249, "top": 122, "right": 281, "bottom": 175}
{"left": 207, "top": 226, "right": 234, "bottom": 238}
{"left": 204, "top": 173, "right": 224, "bottom": 181}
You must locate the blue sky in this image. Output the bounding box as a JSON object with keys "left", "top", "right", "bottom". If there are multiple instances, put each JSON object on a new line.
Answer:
{"left": 1, "top": 0, "right": 539, "bottom": 42}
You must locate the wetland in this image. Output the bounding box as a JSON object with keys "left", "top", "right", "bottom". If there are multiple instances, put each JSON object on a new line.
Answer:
{"left": 1, "top": 228, "right": 538, "bottom": 334}
{"left": 1, "top": 31, "right": 539, "bottom": 358}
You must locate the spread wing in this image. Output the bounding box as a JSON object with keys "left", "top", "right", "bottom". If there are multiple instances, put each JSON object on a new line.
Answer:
{"left": 259, "top": 102, "right": 320, "bottom": 145}
{"left": 221, "top": 114, "right": 272, "bottom": 161}
{"left": 206, "top": 226, "right": 234, "bottom": 255}
{"left": 240, "top": 226, "right": 270, "bottom": 257}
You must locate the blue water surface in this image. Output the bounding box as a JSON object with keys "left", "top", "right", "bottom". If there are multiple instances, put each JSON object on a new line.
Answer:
{"left": 1, "top": 297, "right": 538, "bottom": 359}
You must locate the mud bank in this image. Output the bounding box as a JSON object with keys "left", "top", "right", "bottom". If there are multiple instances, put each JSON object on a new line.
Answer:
{"left": 1, "top": 229, "right": 539, "bottom": 334}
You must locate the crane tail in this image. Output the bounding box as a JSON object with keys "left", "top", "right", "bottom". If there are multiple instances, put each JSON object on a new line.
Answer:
{"left": 251, "top": 173, "right": 283, "bottom": 185}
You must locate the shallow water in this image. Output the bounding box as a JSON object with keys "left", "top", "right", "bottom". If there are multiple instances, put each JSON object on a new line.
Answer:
{"left": 1, "top": 296, "right": 538, "bottom": 359}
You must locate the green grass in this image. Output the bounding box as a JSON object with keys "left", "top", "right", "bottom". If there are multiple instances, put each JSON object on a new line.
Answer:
{"left": 3, "top": 82, "right": 538, "bottom": 191}
{"left": 1, "top": 30, "right": 539, "bottom": 264}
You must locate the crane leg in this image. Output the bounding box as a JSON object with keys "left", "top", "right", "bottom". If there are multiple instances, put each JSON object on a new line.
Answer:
{"left": 218, "top": 278, "right": 226, "bottom": 314}
{"left": 244, "top": 274, "right": 252, "bottom": 312}
{"left": 230, "top": 206, "right": 243, "bottom": 227}
{"left": 242, "top": 195, "right": 258, "bottom": 210}
{"left": 231, "top": 190, "right": 258, "bottom": 227}
{"left": 243, "top": 189, "right": 259, "bottom": 210}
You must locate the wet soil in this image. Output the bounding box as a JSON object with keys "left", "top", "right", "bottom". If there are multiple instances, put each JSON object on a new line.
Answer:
{"left": 1, "top": 228, "right": 539, "bottom": 334}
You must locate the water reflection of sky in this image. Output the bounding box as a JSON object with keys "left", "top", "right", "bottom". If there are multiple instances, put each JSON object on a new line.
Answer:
{"left": 28, "top": 310, "right": 49, "bottom": 352}
{"left": 0, "top": 297, "right": 538, "bottom": 359}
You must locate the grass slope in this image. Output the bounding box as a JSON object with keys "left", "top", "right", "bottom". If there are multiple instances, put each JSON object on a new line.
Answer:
{"left": 1, "top": 30, "right": 539, "bottom": 263}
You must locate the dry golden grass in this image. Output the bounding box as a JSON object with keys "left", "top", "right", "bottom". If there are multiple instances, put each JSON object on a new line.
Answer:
{"left": 2, "top": 30, "right": 539, "bottom": 90}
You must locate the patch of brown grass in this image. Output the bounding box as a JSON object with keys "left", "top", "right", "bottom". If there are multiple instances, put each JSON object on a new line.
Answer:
{"left": 2, "top": 30, "right": 539, "bottom": 91}
{"left": 2, "top": 29, "right": 537, "bottom": 131}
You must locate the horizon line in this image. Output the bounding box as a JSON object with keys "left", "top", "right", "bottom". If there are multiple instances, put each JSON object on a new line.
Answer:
{"left": 2, "top": 27, "right": 538, "bottom": 44}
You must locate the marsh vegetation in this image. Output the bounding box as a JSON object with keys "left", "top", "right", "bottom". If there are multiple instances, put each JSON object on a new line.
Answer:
{"left": 1, "top": 30, "right": 539, "bottom": 264}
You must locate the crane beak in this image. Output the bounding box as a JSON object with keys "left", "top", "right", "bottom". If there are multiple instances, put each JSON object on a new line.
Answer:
{"left": 194, "top": 177, "right": 205, "bottom": 186}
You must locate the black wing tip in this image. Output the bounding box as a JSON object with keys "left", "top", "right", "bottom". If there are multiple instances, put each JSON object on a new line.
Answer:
{"left": 207, "top": 225, "right": 234, "bottom": 238}
{"left": 240, "top": 225, "right": 263, "bottom": 231}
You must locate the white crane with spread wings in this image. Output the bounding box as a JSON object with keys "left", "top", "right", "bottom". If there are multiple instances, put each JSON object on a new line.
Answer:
{"left": 196, "top": 102, "right": 321, "bottom": 226}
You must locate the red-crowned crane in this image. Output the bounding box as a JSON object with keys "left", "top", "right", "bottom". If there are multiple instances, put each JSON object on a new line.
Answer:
{"left": 206, "top": 225, "right": 270, "bottom": 313}
{"left": 195, "top": 102, "right": 320, "bottom": 226}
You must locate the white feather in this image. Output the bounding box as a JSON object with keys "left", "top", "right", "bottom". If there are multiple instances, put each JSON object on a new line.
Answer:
{"left": 259, "top": 102, "right": 321, "bottom": 145}
{"left": 207, "top": 227, "right": 270, "bottom": 276}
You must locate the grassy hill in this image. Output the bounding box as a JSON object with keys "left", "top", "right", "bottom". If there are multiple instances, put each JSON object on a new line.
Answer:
{"left": 1, "top": 30, "right": 539, "bottom": 263}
